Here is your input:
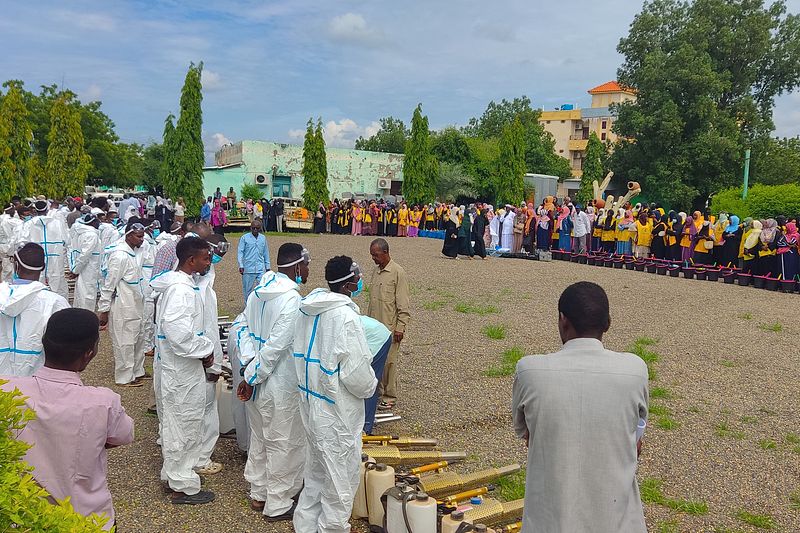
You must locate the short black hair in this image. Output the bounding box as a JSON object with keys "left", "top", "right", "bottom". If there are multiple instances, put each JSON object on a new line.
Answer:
{"left": 370, "top": 238, "right": 389, "bottom": 253}
{"left": 325, "top": 255, "right": 353, "bottom": 292}
{"left": 278, "top": 243, "right": 304, "bottom": 266}
{"left": 16, "top": 242, "right": 45, "bottom": 270}
{"left": 43, "top": 309, "right": 99, "bottom": 365}
{"left": 558, "top": 282, "right": 610, "bottom": 335}
{"left": 176, "top": 236, "right": 209, "bottom": 265}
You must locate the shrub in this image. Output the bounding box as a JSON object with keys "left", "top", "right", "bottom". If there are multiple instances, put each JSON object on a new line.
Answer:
{"left": 240, "top": 182, "right": 264, "bottom": 202}
{"left": 711, "top": 183, "right": 800, "bottom": 219}
{"left": 0, "top": 380, "right": 111, "bottom": 531}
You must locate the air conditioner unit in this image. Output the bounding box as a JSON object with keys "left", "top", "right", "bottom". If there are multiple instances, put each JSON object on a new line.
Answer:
{"left": 377, "top": 178, "right": 390, "bottom": 190}
{"left": 255, "top": 174, "right": 267, "bottom": 184}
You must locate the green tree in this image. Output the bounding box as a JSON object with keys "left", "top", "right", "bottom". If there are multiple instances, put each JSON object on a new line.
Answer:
{"left": 354, "top": 116, "right": 409, "bottom": 153}
{"left": 463, "top": 137, "right": 500, "bottom": 200}
{"left": 167, "top": 62, "right": 205, "bottom": 216}
{"left": 750, "top": 136, "right": 800, "bottom": 185}
{"left": 162, "top": 113, "right": 177, "bottom": 196}
{"left": 578, "top": 132, "right": 606, "bottom": 203}
{"left": 496, "top": 117, "right": 526, "bottom": 206}
{"left": 0, "top": 85, "right": 34, "bottom": 197}
{"left": 464, "top": 96, "right": 534, "bottom": 139}
{"left": 431, "top": 127, "right": 472, "bottom": 165}
{"left": 0, "top": 121, "right": 14, "bottom": 205}
{"left": 402, "top": 104, "right": 438, "bottom": 205}
{"left": 436, "top": 162, "right": 476, "bottom": 203}
{"left": 141, "top": 143, "right": 165, "bottom": 192}
{"left": 612, "top": 0, "right": 800, "bottom": 210}
{"left": 301, "top": 118, "right": 330, "bottom": 208}
{"left": 44, "top": 94, "right": 90, "bottom": 198}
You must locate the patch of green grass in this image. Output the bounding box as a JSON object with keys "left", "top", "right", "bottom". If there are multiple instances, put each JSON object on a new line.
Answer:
{"left": 422, "top": 300, "right": 446, "bottom": 311}
{"left": 657, "top": 519, "right": 680, "bottom": 533}
{"left": 497, "top": 288, "right": 513, "bottom": 298}
{"left": 740, "top": 416, "right": 758, "bottom": 424}
{"left": 636, "top": 336, "right": 658, "bottom": 346}
{"left": 720, "top": 360, "right": 737, "bottom": 368}
{"left": 739, "top": 312, "right": 753, "bottom": 319}
{"left": 758, "top": 439, "right": 777, "bottom": 450}
{"left": 435, "top": 289, "right": 455, "bottom": 299}
{"left": 628, "top": 338, "right": 660, "bottom": 381}
{"left": 714, "top": 527, "right": 747, "bottom": 533}
{"left": 649, "top": 404, "right": 672, "bottom": 417}
{"left": 454, "top": 302, "right": 499, "bottom": 315}
{"left": 483, "top": 346, "right": 525, "bottom": 377}
{"left": 482, "top": 324, "right": 506, "bottom": 340}
{"left": 758, "top": 407, "right": 776, "bottom": 415}
{"left": 792, "top": 445, "right": 800, "bottom": 455}
{"left": 789, "top": 490, "right": 800, "bottom": 510}
{"left": 495, "top": 469, "right": 526, "bottom": 501}
{"left": 758, "top": 322, "right": 783, "bottom": 332}
{"left": 735, "top": 510, "right": 776, "bottom": 529}
{"left": 785, "top": 433, "right": 800, "bottom": 445}
{"left": 715, "top": 422, "right": 746, "bottom": 440}
{"left": 656, "top": 417, "right": 681, "bottom": 430}
{"left": 639, "top": 478, "right": 707, "bottom": 515}
{"left": 650, "top": 387, "right": 671, "bottom": 399}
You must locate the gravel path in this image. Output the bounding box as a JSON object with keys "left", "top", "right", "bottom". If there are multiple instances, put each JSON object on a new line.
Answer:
{"left": 84, "top": 234, "right": 799, "bottom": 532}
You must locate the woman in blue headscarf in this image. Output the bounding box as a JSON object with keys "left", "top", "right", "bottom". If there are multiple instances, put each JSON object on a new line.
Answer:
{"left": 719, "top": 215, "right": 742, "bottom": 268}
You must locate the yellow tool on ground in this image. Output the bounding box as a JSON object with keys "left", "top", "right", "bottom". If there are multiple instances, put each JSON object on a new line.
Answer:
{"left": 417, "top": 464, "right": 521, "bottom": 499}
{"left": 462, "top": 498, "right": 524, "bottom": 526}
{"left": 499, "top": 521, "right": 522, "bottom": 533}
{"left": 364, "top": 445, "right": 466, "bottom": 466}
{"left": 362, "top": 435, "right": 439, "bottom": 448}
{"left": 441, "top": 486, "right": 492, "bottom": 506}
{"left": 408, "top": 461, "right": 449, "bottom": 475}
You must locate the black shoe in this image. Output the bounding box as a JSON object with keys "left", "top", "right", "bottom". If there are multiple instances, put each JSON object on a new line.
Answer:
{"left": 170, "top": 490, "right": 216, "bottom": 505}
{"left": 264, "top": 501, "right": 296, "bottom": 522}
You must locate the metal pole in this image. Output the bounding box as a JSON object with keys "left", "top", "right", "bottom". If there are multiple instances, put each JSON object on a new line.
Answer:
{"left": 742, "top": 148, "right": 751, "bottom": 200}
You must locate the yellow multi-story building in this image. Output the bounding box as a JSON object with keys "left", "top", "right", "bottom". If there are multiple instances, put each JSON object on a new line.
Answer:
{"left": 539, "top": 81, "right": 636, "bottom": 181}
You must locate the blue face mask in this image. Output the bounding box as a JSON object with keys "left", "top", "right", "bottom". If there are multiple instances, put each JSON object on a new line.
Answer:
{"left": 211, "top": 253, "right": 222, "bottom": 264}
{"left": 152, "top": 229, "right": 161, "bottom": 238}
{"left": 24, "top": 216, "right": 32, "bottom": 222}
{"left": 350, "top": 278, "right": 363, "bottom": 298}
{"left": 295, "top": 274, "right": 303, "bottom": 284}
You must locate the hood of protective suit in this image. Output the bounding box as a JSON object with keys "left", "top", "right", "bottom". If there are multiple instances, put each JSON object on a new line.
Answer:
{"left": 0, "top": 281, "right": 49, "bottom": 317}
{"left": 299, "top": 287, "right": 357, "bottom": 316}
{"left": 149, "top": 270, "right": 187, "bottom": 296}
{"left": 251, "top": 271, "right": 297, "bottom": 302}
{"left": 71, "top": 220, "right": 97, "bottom": 239}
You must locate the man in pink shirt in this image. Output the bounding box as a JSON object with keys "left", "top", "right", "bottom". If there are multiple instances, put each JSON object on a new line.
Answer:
{"left": 1, "top": 308, "right": 134, "bottom": 530}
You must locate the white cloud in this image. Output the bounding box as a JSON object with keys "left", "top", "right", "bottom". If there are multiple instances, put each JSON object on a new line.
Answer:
{"left": 286, "top": 119, "right": 381, "bottom": 148}
{"left": 83, "top": 83, "right": 102, "bottom": 101}
{"left": 201, "top": 69, "right": 222, "bottom": 90}
{"left": 205, "top": 132, "right": 232, "bottom": 151}
{"left": 56, "top": 11, "right": 117, "bottom": 32}
{"left": 328, "top": 13, "right": 384, "bottom": 45}
{"left": 288, "top": 128, "right": 305, "bottom": 140}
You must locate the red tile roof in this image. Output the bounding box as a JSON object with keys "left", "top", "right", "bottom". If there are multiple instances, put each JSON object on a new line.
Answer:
{"left": 588, "top": 81, "right": 635, "bottom": 94}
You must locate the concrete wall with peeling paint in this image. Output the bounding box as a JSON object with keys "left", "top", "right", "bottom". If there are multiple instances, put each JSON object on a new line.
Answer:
{"left": 203, "top": 140, "right": 404, "bottom": 201}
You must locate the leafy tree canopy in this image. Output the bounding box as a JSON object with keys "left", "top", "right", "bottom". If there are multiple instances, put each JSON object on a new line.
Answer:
{"left": 354, "top": 116, "right": 408, "bottom": 153}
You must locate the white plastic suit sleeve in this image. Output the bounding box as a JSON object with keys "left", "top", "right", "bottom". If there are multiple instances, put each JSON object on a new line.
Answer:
{"left": 338, "top": 318, "right": 378, "bottom": 399}
{"left": 160, "top": 289, "right": 214, "bottom": 359}
{"left": 243, "top": 297, "right": 299, "bottom": 386}
{"left": 229, "top": 315, "right": 258, "bottom": 367}
{"left": 97, "top": 251, "right": 125, "bottom": 313}
{"left": 70, "top": 232, "right": 97, "bottom": 275}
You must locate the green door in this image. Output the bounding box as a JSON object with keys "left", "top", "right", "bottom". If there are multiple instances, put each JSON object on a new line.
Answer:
{"left": 272, "top": 176, "right": 291, "bottom": 198}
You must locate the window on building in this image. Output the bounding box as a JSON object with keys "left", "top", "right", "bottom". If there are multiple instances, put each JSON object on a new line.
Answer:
{"left": 546, "top": 120, "right": 550, "bottom": 124}
{"left": 560, "top": 120, "right": 565, "bottom": 123}
{"left": 602, "top": 120, "right": 607, "bottom": 129}
{"left": 559, "top": 149, "right": 564, "bottom": 153}
{"left": 601, "top": 132, "right": 607, "bottom": 141}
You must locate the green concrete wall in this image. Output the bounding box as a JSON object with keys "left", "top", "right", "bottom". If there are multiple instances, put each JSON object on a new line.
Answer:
{"left": 203, "top": 141, "right": 404, "bottom": 201}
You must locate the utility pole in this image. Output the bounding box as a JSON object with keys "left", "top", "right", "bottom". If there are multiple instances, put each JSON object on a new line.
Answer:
{"left": 742, "top": 148, "right": 751, "bottom": 200}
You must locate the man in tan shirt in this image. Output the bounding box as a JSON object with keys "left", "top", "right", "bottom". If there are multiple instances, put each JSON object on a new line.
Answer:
{"left": 367, "top": 238, "right": 410, "bottom": 409}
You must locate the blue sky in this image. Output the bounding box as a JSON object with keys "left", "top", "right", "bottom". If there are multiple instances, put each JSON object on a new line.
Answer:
{"left": 2, "top": 0, "right": 799, "bottom": 160}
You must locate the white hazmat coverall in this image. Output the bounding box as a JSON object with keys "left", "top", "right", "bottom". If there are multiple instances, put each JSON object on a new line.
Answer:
{"left": 195, "top": 266, "right": 223, "bottom": 470}
{"left": 98, "top": 241, "right": 145, "bottom": 384}
{"left": 99, "top": 222, "right": 120, "bottom": 250}
{"left": 292, "top": 288, "right": 377, "bottom": 533}
{"left": 68, "top": 222, "right": 102, "bottom": 311}
{"left": 13, "top": 214, "right": 70, "bottom": 300}
{"left": 136, "top": 235, "right": 157, "bottom": 358}
{"left": 150, "top": 270, "right": 214, "bottom": 495}
{"left": 0, "top": 214, "right": 22, "bottom": 282}
{"left": 0, "top": 279, "right": 69, "bottom": 376}
{"left": 231, "top": 271, "right": 304, "bottom": 517}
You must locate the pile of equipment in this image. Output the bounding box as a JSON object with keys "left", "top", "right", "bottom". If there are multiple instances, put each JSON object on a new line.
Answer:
{"left": 356, "top": 434, "right": 524, "bottom": 533}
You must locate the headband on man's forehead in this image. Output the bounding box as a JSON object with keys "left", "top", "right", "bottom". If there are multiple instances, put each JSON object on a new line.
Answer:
{"left": 328, "top": 261, "right": 361, "bottom": 284}
{"left": 125, "top": 222, "right": 145, "bottom": 235}
{"left": 277, "top": 248, "right": 311, "bottom": 268}
{"left": 14, "top": 250, "right": 44, "bottom": 271}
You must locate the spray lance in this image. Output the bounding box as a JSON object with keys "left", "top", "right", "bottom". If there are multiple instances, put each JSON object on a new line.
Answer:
{"left": 363, "top": 435, "right": 439, "bottom": 449}
{"left": 364, "top": 445, "right": 467, "bottom": 467}
{"left": 415, "top": 464, "right": 521, "bottom": 499}
{"left": 394, "top": 461, "right": 454, "bottom": 485}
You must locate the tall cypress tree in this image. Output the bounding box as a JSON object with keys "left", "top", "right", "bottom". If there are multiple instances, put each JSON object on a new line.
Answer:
{"left": 496, "top": 117, "right": 526, "bottom": 206}
{"left": 578, "top": 132, "right": 605, "bottom": 204}
{"left": 44, "top": 94, "right": 91, "bottom": 198}
{"left": 301, "top": 118, "right": 329, "bottom": 208}
{"left": 402, "top": 104, "right": 437, "bottom": 205}
{"left": 0, "top": 85, "right": 34, "bottom": 198}
{"left": 169, "top": 62, "right": 205, "bottom": 216}
{"left": 161, "top": 113, "right": 177, "bottom": 197}
{"left": 0, "top": 118, "right": 14, "bottom": 205}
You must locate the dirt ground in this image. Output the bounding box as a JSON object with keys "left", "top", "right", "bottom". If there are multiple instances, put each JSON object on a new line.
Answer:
{"left": 86, "top": 233, "right": 799, "bottom": 532}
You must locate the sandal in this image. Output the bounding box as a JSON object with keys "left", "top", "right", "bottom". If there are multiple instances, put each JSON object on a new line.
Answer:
{"left": 195, "top": 461, "right": 223, "bottom": 475}
{"left": 378, "top": 401, "right": 395, "bottom": 411}
{"left": 170, "top": 490, "right": 216, "bottom": 505}
{"left": 250, "top": 499, "right": 265, "bottom": 512}
{"left": 119, "top": 380, "right": 144, "bottom": 388}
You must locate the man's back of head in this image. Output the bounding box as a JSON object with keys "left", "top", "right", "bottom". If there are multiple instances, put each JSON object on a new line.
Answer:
{"left": 557, "top": 282, "right": 610, "bottom": 343}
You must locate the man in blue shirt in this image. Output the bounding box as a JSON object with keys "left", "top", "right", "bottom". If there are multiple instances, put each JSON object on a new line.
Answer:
{"left": 237, "top": 219, "right": 270, "bottom": 302}
{"left": 200, "top": 197, "right": 212, "bottom": 223}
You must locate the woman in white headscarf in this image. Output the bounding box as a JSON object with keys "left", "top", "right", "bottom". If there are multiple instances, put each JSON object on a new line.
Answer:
{"left": 442, "top": 207, "right": 460, "bottom": 258}
{"left": 501, "top": 206, "right": 515, "bottom": 250}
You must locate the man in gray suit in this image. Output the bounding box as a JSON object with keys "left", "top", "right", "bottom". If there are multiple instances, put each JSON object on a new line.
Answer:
{"left": 512, "top": 281, "right": 648, "bottom": 533}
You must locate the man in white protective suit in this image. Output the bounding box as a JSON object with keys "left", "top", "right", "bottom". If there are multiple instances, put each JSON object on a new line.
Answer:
{"left": 135, "top": 220, "right": 159, "bottom": 361}
{"left": 150, "top": 236, "right": 216, "bottom": 505}
{"left": 0, "top": 205, "right": 22, "bottom": 282}
{"left": 232, "top": 242, "right": 311, "bottom": 521}
{"left": 13, "top": 199, "right": 70, "bottom": 300}
{"left": 0, "top": 243, "right": 69, "bottom": 376}
{"left": 292, "top": 255, "right": 377, "bottom": 533}
{"left": 192, "top": 234, "right": 229, "bottom": 477}
{"left": 99, "top": 208, "right": 120, "bottom": 250}
{"left": 97, "top": 220, "right": 146, "bottom": 387}
{"left": 68, "top": 212, "right": 102, "bottom": 311}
